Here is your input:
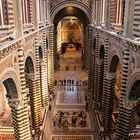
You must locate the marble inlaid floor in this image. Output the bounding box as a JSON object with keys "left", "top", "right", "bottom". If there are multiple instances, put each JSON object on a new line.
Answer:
{"left": 44, "top": 46, "right": 95, "bottom": 140}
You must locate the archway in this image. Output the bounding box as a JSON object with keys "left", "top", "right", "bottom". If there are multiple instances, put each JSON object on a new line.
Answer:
{"left": 56, "top": 16, "right": 83, "bottom": 71}
{"left": 0, "top": 78, "right": 18, "bottom": 128}
{"left": 109, "top": 55, "right": 122, "bottom": 130}
{"left": 53, "top": 6, "right": 90, "bottom": 70}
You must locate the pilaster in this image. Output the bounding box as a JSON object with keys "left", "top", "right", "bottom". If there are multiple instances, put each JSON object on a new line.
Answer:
{"left": 96, "top": 0, "right": 101, "bottom": 26}
{"left": 104, "top": 0, "right": 111, "bottom": 30}
{"left": 13, "top": 0, "right": 23, "bottom": 37}
{"left": 123, "top": 0, "right": 135, "bottom": 38}
{"left": 33, "top": 0, "right": 40, "bottom": 29}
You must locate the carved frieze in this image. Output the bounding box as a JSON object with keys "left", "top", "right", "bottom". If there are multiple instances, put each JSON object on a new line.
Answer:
{"left": 0, "top": 55, "right": 13, "bottom": 74}
{"left": 0, "top": 43, "right": 18, "bottom": 61}
{"left": 93, "top": 27, "right": 140, "bottom": 55}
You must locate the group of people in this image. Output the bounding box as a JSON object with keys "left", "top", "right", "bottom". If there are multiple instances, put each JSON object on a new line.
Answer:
{"left": 54, "top": 79, "right": 87, "bottom": 86}
{"left": 52, "top": 110, "right": 87, "bottom": 130}
{"left": 48, "top": 89, "right": 56, "bottom": 110}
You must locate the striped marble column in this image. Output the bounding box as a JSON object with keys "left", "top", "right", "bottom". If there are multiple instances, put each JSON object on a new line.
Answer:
{"left": 15, "top": 45, "right": 31, "bottom": 139}
{"left": 93, "top": 34, "right": 99, "bottom": 106}
{"left": 42, "top": 32, "right": 49, "bottom": 108}
{"left": 95, "top": 58, "right": 104, "bottom": 109}
{"left": 101, "top": 72, "right": 116, "bottom": 132}
{"left": 28, "top": 76, "right": 41, "bottom": 133}
{"left": 100, "top": 39, "right": 110, "bottom": 127}
{"left": 48, "top": 26, "right": 54, "bottom": 89}
{"left": 40, "top": 60, "right": 49, "bottom": 108}
{"left": 34, "top": 35, "right": 43, "bottom": 126}
{"left": 9, "top": 101, "right": 26, "bottom": 140}
{"left": 116, "top": 49, "right": 135, "bottom": 139}
{"left": 116, "top": 99, "right": 136, "bottom": 139}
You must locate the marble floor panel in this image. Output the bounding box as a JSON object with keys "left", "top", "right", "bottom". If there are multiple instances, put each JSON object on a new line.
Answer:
{"left": 44, "top": 46, "right": 95, "bottom": 140}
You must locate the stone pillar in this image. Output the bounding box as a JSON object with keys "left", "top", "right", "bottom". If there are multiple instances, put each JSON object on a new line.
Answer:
{"left": 101, "top": 72, "right": 116, "bottom": 132}
{"left": 123, "top": 0, "right": 135, "bottom": 38}
{"left": 10, "top": 45, "right": 31, "bottom": 140}
{"left": 40, "top": 60, "right": 49, "bottom": 108}
{"left": 104, "top": 0, "right": 111, "bottom": 30}
{"left": 33, "top": 0, "right": 40, "bottom": 29}
{"left": 100, "top": 38, "right": 111, "bottom": 128}
{"left": 9, "top": 100, "right": 27, "bottom": 140}
{"left": 41, "top": 32, "right": 49, "bottom": 108}
{"left": 27, "top": 35, "right": 43, "bottom": 133}
{"left": 94, "top": 58, "right": 104, "bottom": 108}
{"left": 116, "top": 49, "right": 134, "bottom": 139}
{"left": 96, "top": 0, "right": 101, "bottom": 26}
{"left": 116, "top": 99, "right": 136, "bottom": 139}
{"left": 48, "top": 26, "right": 54, "bottom": 89}
{"left": 28, "top": 75, "right": 41, "bottom": 133}
{"left": 13, "top": 0, "right": 23, "bottom": 37}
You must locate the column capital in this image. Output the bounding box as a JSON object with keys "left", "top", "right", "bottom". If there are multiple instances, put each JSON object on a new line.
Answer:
{"left": 40, "top": 59, "right": 46, "bottom": 65}
{"left": 96, "top": 58, "right": 104, "bottom": 65}
{"left": 123, "top": 97, "right": 136, "bottom": 110}
{"left": 105, "top": 72, "right": 116, "bottom": 80}
{"left": 8, "top": 99, "right": 23, "bottom": 109}
{"left": 25, "top": 73, "right": 35, "bottom": 81}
